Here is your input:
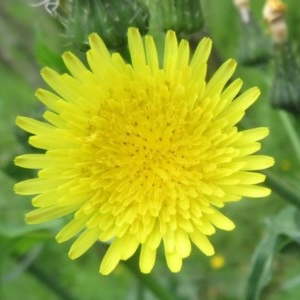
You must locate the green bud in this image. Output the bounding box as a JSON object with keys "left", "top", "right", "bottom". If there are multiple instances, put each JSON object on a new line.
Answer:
{"left": 161, "top": 0, "right": 205, "bottom": 36}
{"left": 270, "top": 42, "right": 300, "bottom": 113}
{"left": 56, "top": 0, "right": 150, "bottom": 50}
{"left": 236, "top": 13, "right": 271, "bottom": 66}
{"left": 54, "top": 0, "right": 73, "bottom": 26}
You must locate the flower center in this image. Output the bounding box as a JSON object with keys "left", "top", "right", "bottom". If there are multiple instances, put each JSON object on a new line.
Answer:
{"left": 75, "top": 71, "right": 229, "bottom": 237}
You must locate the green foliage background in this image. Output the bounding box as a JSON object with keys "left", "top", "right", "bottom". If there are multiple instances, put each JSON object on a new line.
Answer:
{"left": 1, "top": 0, "right": 300, "bottom": 299}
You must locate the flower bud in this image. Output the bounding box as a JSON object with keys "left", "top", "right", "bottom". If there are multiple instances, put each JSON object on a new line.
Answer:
{"left": 269, "top": 42, "right": 300, "bottom": 113}
{"left": 236, "top": 14, "right": 271, "bottom": 66}
{"left": 233, "top": 0, "right": 271, "bottom": 66}
{"left": 263, "top": 0, "right": 287, "bottom": 44}
{"left": 55, "top": 0, "right": 150, "bottom": 50}
{"left": 161, "top": 0, "right": 205, "bottom": 36}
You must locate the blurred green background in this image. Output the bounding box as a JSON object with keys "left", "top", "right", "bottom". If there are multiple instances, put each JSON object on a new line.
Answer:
{"left": 1, "top": 0, "right": 300, "bottom": 299}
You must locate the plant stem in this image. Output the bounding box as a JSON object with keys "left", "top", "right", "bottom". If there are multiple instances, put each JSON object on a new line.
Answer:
{"left": 17, "top": 256, "right": 77, "bottom": 300}
{"left": 278, "top": 110, "right": 300, "bottom": 164}
{"left": 264, "top": 169, "right": 300, "bottom": 210}
{"left": 123, "top": 256, "right": 178, "bottom": 300}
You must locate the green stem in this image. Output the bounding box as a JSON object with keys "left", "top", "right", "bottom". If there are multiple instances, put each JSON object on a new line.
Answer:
{"left": 264, "top": 170, "right": 300, "bottom": 210}
{"left": 137, "top": 279, "right": 145, "bottom": 300}
{"left": 16, "top": 257, "right": 77, "bottom": 300}
{"left": 278, "top": 110, "right": 300, "bottom": 164}
{"left": 123, "top": 256, "right": 178, "bottom": 300}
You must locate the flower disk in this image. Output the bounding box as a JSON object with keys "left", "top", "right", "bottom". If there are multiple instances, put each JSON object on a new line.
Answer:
{"left": 14, "top": 28, "right": 274, "bottom": 275}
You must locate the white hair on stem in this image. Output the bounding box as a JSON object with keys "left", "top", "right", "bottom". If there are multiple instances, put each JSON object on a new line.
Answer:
{"left": 29, "top": 0, "right": 59, "bottom": 16}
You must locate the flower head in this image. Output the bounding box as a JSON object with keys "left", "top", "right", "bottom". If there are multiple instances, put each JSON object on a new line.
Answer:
{"left": 15, "top": 28, "right": 274, "bottom": 274}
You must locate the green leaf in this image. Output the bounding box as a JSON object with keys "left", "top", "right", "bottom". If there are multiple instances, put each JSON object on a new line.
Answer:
{"left": 246, "top": 206, "right": 300, "bottom": 300}
{"left": 35, "top": 32, "right": 66, "bottom": 71}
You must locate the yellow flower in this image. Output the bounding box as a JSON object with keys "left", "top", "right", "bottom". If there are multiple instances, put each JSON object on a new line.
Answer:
{"left": 210, "top": 255, "right": 225, "bottom": 269}
{"left": 14, "top": 28, "right": 274, "bottom": 275}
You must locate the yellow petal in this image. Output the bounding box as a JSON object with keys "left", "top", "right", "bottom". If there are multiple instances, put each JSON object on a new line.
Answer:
{"left": 205, "top": 59, "right": 237, "bottom": 99}
{"left": 99, "top": 241, "right": 123, "bottom": 275}
{"left": 163, "top": 30, "right": 178, "bottom": 76}
{"left": 32, "top": 191, "right": 59, "bottom": 207}
{"left": 41, "top": 68, "right": 80, "bottom": 103}
{"left": 208, "top": 210, "right": 235, "bottom": 231}
{"left": 220, "top": 87, "right": 260, "bottom": 118}
{"left": 16, "top": 116, "right": 54, "bottom": 135}
{"left": 241, "top": 155, "right": 275, "bottom": 170}
{"left": 165, "top": 252, "right": 182, "bottom": 273}
{"left": 233, "top": 171, "right": 266, "bottom": 184}
{"left": 174, "top": 228, "right": 191, "bottom": 258}
{"left": 15, "top": 178, "right": 64, "bottom": 195}
{"left": 145, "top": 35, "right": 159, "bottom": 74}
{"left": 87, "top": 33, "right": 112, "bottom": 77}
{"left": 56, "top": 214, "right": 89, "bottom": 243}
{"left": 163, "top": 229, "right": 175, "bottom": 253}
{"left": 189, "top": 231, "right": 215, "bottom": 256}
{"left": 120, "top": 234, "right": 139, "bottom": 260}
{"left": 197, "top": 218, "right": 216, "bottom": 235}
{"left": 223, "top": 184, "right": 271, "bottom": 198}
{"left": 26, "top": 205, "right": 77, "bottom": 224}
{"left": 217, "top": 78, "right": 243, "bottom": 115}
{"left": 128, "top": 27, "right": 146, "bottom": 71}
{"left": 236, "top": 127, "right": 270, "bottom": 145}
{"left": 62, "top": 51, "right": 93, "bottom": 82}
{"left": 139, "top": 244, "right": 157, "bottom": 273}
{"left": 14, "top": 154, "right": 52, "bottom": 169}
{"left": 35, "top": 88, "right": 64, "bottom": 113}
{"left": 68, "top": 227, "right": 100, "bottom": 259}
{"left": 190, "top": 37, "right": 212, "bottom": 68}
{"left": 176, "top": 39, "right": 190, "bottom": 70}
